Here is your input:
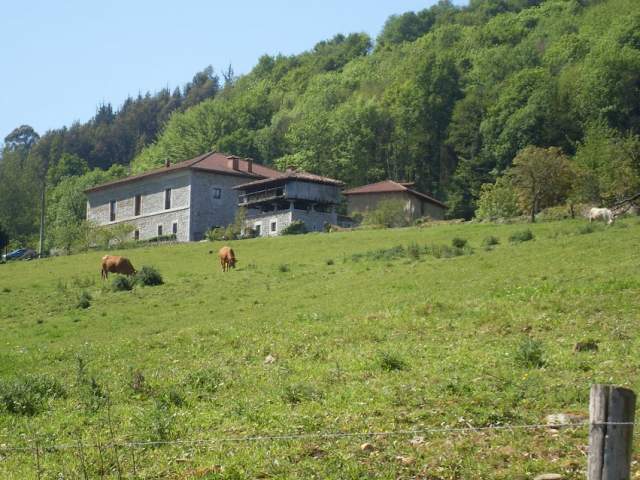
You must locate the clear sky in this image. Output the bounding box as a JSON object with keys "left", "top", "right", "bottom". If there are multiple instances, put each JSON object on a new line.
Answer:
{"left": 0, "top": 0, "right": 467, "bottom": 141}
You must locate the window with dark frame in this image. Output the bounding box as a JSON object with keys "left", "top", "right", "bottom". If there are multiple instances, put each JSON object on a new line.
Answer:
{"left": 213, "top": 187, "right": 221, "bottom": 199}
{"left": 164, "top": 188, "right": 171, "bottom": 209}
{"left": 172, "top": 222, "right": 178, "bottom": 235}
{"left": 134, "top": 230, "right": 139, "bottom": 240}
{"left": 134, "top": 195, "right": 141, "bottom": 216}
{"left": 157, "top": 225, "right": 163, "bottom": 236}
{"left": 271, "top": 221, "right": 277, "bottom": 232}
{"left": 109, "top": 200, "right": 116, "bottom": 222}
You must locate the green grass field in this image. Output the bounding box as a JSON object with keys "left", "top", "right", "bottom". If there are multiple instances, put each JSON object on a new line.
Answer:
{"left": 1, "top": 218, "right": 639, "bottom": 479}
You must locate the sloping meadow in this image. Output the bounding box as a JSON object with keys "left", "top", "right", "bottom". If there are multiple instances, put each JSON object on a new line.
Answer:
{"left": 0, "top": 219, "right": 639, "bottom": 478}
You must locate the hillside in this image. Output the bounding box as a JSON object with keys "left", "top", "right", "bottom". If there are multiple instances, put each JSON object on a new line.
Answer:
{"left": 1, "top": 218, "right": 639, "bottom": 478}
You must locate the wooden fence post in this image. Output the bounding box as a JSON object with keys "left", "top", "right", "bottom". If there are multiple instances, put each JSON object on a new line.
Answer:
{"left": 588, "top": 384, "right": 636, "bottom": 480}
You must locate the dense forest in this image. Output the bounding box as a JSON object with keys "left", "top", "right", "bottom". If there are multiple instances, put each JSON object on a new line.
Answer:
{"left": 1, "top": 0, "right": 639, "bottom": 250}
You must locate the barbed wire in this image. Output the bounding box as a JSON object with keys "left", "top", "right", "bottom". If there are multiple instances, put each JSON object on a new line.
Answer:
{"left": 2, "top": 420, "right": 634, "bottom": 453}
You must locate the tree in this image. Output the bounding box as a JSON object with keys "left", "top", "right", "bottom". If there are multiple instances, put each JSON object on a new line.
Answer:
{"left": 3, "top": 125, "right": 40, "bottom": 152}
{"left": 507, "top": 146, "right": 575, "bottom": 222}
{"left": 0, "top": 223, "right": 8, "bottom": 256}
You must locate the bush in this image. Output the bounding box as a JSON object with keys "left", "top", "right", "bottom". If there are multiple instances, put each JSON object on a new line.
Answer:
{"left": 145, "top": 234, "right": 176, "bottom": 243}
{"left": 515, "top": 338, "right": 546, "bottom": 368}
{"left": 325, "top": 258, "right": 334, "bottom": 265}
{"left": 281, "top": 220, "right": 307, "bottom": 235}
{"left": 76, "top": 290, "right": 92, "bottom": 309}
{"left": 407, "top": 242, "right": 422, "bottom": 260}
{"left": 509, "top": 229, "right": 534, "bottom": 243}
{"left": 205, "top": 227, "right": 226, "bottom": 241}
{"left": 362, "top": 200, "right": 410, "bottom": 228}
{"left": 378, "top": 352, "right": 409, "bottom": 372}
{"left": 111, "top": 275, "right": 134, "bottom": 292}
{"left": 134, "top": 266, "right": 163, "bottom": 286}
{"left": 451, "top": 237, "right": 467, "bottom": 248}
{"left": 482, "top": 236, "right": 500, "bottom": 247}
{"left": 577, "top": 223, "right": 602, "bottom": 235}
{"left": 278, "top": 264, "right": 290, "bottom": 273}
{"left": 475, "top": 176, "right": 521, "bottom": 221}
{"left": 0, "top": 375, "right": 66, "bottom": 416}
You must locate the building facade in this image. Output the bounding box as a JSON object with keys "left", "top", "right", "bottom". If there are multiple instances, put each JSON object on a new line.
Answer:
{"left": 85, "top": 152, "right": 280, "bottom": 242}
{"left": 343, "top": 180, "right": 447, "bottom": 221}
{"left": 234, "top": 170, "right": 343, "bottom": 236}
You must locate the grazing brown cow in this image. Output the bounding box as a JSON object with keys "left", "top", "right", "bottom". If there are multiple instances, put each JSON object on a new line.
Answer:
{"left": 218, "top": 246, "right": 237, "bottom": 272}
{"left": 101, "top": 255, "right": 136, "bottom": 279}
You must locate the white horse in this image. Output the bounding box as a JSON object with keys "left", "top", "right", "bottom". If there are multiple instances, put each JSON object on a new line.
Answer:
{"left": 588, "top": 207, "right": 615, "bottom": 225}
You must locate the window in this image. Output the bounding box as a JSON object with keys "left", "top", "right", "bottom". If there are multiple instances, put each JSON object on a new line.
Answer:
{"left": 164, "top": 188, "right": 171, "bottom": 210}
{"left": 109, "top": 200, "right": 116, "bottom": 222}
{"left": 172, "top": 222, "right": 178, "bottom": 235}
{"left": 134, "top": 230, "right": 139, "bottom": 241}
{"left": 254, "top": 224, "right": 261, "bottom": 237}
{"left": 157, "top": 225, "right": 163, "bottom": 236}
{"left": 270, "top": 220, "right": 277, "bottom": 232}
{"left": 212, "top": 187, "right": 221, "bottom": 199}
{"left": 134, "top": 195, "right": 141, "bottom": 216}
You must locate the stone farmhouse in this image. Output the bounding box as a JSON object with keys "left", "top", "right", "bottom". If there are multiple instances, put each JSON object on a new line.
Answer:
{"left": 84, "top": 152, "right": 280, "bottom": 242}
{"left": 235, "top": 170, "right": 343, "bottom": 236}
{"left": 342, "top": 180, "right": 447, "bottom": 221}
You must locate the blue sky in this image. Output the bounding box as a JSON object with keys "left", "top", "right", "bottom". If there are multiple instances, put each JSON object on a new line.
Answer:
{"left": 0, "top": 0, "right": 467, "bottom": 140}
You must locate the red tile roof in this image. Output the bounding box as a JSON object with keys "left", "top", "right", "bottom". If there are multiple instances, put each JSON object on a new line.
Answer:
{"left": 233, "top": 169, "right": 344, "bottom": 190}
{"left": 342, "top": 180, "right": 446, "bottom": 208}
{"left": 85, "top": 152, "right": 280, "bottom": 193}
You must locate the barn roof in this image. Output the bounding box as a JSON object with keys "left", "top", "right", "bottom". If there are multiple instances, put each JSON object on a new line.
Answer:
{"left": 84, "top": 152, "right": 280, "bottom": 193}
{"left": 342, "top": 180, "right": 447, "bottom": 208}
{"left": 233, "top": 169, "right": 344, "bottom": 190}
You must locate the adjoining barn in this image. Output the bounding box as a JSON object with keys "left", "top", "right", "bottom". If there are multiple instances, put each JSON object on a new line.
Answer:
{"left": 342, "top": 180, "right": 447, "bottom": 221}
{"left": 234, "top": 169, "right": 344, "bottom": 236}
{"left": 84, "top": 152, "right": 280, "bottom": 242}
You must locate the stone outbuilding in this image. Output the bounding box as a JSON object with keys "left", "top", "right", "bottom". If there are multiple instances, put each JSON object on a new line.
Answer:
{"left": 234, "top": 170, "right": 344, "bottom": 236}
{"left": 342, "top": 180, "right": 447, "bottom": 221}
{"left": 84, "top": 152, "right": 280, "bottom": 242}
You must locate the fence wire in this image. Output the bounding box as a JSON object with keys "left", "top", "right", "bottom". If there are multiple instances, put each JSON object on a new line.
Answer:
{"left": 1, "top": 420, "right": 634, "bottom": 453}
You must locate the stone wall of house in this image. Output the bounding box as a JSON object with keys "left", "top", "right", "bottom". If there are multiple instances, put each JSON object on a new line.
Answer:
{"left": 189, "top": 171, "right": 252, "bottom": 240}
{"left": 247, "top": 210, "right": 292, "bottom": 237}
{"left": 246, "top": 206, "right": 336, "bottom": 237}
{"left": 86, "top": 171, "right": 192, "bottom": 241}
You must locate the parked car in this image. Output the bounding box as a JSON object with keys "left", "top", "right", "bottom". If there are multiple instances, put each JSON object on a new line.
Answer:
{"left": 2, "top": 248, "right": 37, "bottom": 261}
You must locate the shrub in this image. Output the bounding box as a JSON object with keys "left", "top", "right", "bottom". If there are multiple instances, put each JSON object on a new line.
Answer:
{"left": 475, "top": 176, "right": 521, "bottom": 221}
{"left": 76, "top": 290, "right": 92, "bottom": 309}
{"left": 509, "top": 229, "right": 534, "bottom": 243}
{"left": 378, "top": 352, "right": 409, "bottom": 372}
{"left": 111, "top": 275, "right": 134, "bottom": 292}
{"left": 145, "top": 234, "right": 176, "bottom": 243}
{"left": 515, "top": 338, "right": 546, "bottom": 368}
{"left": 281, "top": 220, "right": 307, "bottom": 235}
{"left": 278, "top": 264, "right": 290, "bottom": 273}
{"left": 0, "top": 375, "right": 66, "bottom": 416}
{"left": 451, "top": 237, "right": 467, "bottom": 248}
{"left": 134, "top": 266, "right": 163, "bottom": 286}
{"left": 325, "top": 258, "right": 334, "bottom": 265}
{"left": 205, "top": 227, "right": 226, "bottom": 242}
{"left": 482, "top": 235, "right": 500, "bottom": 247}
{"left": 577, "top": 224, "right": 602, "bottom": 235}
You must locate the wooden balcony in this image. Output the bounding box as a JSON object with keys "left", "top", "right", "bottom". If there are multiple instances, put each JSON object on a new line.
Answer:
{"left": 238, "top": 187, "right": 285, "bottom": 206}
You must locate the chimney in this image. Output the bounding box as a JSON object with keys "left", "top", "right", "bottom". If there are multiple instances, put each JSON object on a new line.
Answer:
{"left": 247, "top": 159, "right": 253, "bottom": 173}
{"left": 165, "top": 158, "right": 170, "bottom": 168}
{"left": 227, "top": 156, "right": 239, "bottom": 171}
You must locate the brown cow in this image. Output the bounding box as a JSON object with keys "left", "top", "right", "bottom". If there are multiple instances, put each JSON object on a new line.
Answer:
{"left": 218, "top": 246, "right": 237, "bottom": 272}
{"left": 101, "top": 255, "right": 136, "bottom": 279}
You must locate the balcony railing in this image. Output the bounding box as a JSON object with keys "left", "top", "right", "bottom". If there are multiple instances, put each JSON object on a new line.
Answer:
{"left": 238, "top": 187, "right": 285, "bottom": 205}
